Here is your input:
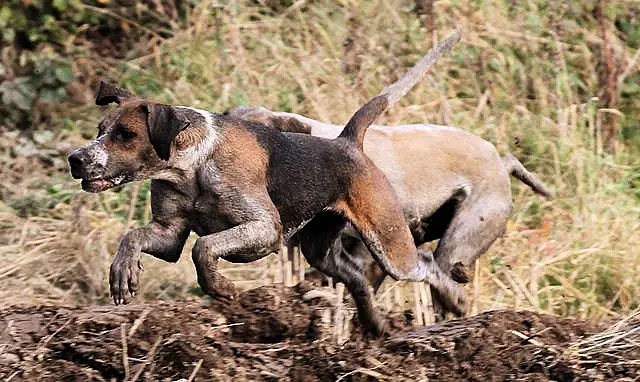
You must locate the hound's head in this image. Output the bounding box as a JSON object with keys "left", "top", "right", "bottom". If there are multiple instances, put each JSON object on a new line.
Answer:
{"left": 68, "top": 81, "right": 196, "bottom": 192}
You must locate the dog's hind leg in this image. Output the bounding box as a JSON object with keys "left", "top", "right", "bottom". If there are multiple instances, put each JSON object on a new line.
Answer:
{"left": 295, "top": 212, "right": 385, "bottom": 336}
{"left": 429, "top": 195, "right": 512, "bottom": 318}
{"left": 342, "top": 235, "right": 388, "bottom": 293}
{"left": 434, "top": 196, "right": 511, "bottom": 284}
{"left": 338, "top": 167, "right": 468, "bottom": 316}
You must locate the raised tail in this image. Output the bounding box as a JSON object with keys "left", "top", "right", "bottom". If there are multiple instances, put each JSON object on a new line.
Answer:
{"left": 338, "top": 30, "right": 461, "bottom": 149}
{"left": 502, "top": 154, "right": 553, "bottom": 199}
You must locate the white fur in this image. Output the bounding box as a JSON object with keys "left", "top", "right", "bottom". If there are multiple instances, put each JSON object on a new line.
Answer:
{"left": 172, "top": 107, "right": 219, "bottom": 170}
{"left": 86, "top": 140, "right": 108, "bottom": 167}
{"left": 150, "top": 107, "right": 219, "bottom": 182}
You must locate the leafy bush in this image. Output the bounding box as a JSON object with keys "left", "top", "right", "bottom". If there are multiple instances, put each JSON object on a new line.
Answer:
{"left": 0, "top": 0, "right": 89, "bottom": 128}
{"left": 0, "top": 0, "right": 108, "bottom": 47}
{"left": 0, "top": 56, "right": 73, "bottom": 111}
{"left": 0, "top": 0, "right": 175, "bottom": 129}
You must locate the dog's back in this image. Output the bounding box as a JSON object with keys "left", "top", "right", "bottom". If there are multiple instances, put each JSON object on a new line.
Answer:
{"left": 227, "top": 107, "right": 511, "bottom": 219}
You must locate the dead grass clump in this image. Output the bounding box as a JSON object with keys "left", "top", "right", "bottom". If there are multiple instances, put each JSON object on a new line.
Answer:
{"left": 565, "top": 308, "right": 640, "bottom": 371}
{"left": 0, "top": 195, "right": 198, "bottom": 307}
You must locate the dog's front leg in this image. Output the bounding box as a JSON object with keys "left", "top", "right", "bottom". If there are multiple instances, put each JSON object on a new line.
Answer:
{"left": 192, "top": 220, "right": 281, "bottom": 300}
{"left": 110, "top": 221, "right": 189, "bottom": 305}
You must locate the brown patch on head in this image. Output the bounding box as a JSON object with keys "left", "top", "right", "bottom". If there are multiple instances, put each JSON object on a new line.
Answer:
{"left": 116, "top": 101, "right": 149, "bottom": 135}
{"left": 101, "top": 100, "right": 157, "bottom": 162}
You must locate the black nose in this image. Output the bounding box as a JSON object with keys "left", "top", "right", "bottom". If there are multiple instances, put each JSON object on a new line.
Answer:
{"left": 68, "top": 151, "right": 84, "bottom": 179}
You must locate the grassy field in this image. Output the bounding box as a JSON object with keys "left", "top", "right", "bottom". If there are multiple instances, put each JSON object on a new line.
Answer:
{"left": 0, "top": 0, "right": 639, "bottom": 325}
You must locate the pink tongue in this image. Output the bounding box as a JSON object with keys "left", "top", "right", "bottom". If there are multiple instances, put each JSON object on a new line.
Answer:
{"left": 93, "top": 179, "right": 112, "bottom": 190}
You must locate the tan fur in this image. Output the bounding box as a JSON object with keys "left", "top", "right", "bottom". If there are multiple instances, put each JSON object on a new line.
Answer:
{"left": 174, "top": 124, "right": 208, "bottom": 151}
{"left": 366, "top": 126, "right": 510, "bottom": 220}
{"left": 337, "top": 165, "right": 419, "bottom": 275}
{"left": 216, "top": 120, "right": 269, "bottom": 186}
{"left": 105, "top": 102, "right": 150, "bottom": 154}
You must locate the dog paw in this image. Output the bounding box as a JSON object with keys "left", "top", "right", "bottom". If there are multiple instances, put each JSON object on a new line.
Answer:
{"left": 109, "top": 256, "right": 143, "bottom": 305}
{"left": 450, "top": 262, "right": 470, "bottom": 283}
{"left": 198, "top": 273, "right": 238, "bottom": 301}
{"left": 362, "top": 315, "right": 387, "bottom": 338}
{"left": 432, "top": 281, "right": 468, "bottom": 319}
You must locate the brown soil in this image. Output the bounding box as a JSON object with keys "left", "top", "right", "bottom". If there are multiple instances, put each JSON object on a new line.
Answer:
{"left": 0, "top": 283, "right": 635, "bottom": 381}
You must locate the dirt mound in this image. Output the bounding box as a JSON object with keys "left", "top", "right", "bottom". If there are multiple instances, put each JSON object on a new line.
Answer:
{"left": 0, "top": 283, "right": 635, "bottom": 381}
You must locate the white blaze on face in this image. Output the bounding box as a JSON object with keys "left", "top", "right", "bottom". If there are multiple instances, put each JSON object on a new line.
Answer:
{"left": 86, "top": 139, "right": 109, "bottom": 167}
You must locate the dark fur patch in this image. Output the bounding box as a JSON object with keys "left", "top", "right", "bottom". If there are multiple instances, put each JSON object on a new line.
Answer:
{"left": 95, "top": 81, "right": 134, "bottom": 105}
{"left": 233, "top": 117, "right": 359, "bottom": 236}
{"left": 145, "top": 104, "right": 190, "bottom": 161}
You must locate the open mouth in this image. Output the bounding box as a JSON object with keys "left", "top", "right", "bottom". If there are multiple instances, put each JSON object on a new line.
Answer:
{"left": 81, "top": 175, "right": 127, "bottom": 193}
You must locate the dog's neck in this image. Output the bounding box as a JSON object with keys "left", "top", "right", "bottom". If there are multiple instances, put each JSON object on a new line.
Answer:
{"left": 152, "top": 106, "right": 220, "bottom": 183}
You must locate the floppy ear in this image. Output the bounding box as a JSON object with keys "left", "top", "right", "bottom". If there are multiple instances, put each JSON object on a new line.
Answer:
{"left": 145, "top": 104, "right": 190, "bottom": 161}
{"left": 95, "top": 80, "right": 133, "bottom": 105}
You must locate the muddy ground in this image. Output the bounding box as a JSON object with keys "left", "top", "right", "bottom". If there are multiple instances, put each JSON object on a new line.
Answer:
{"left": 0, "top": 283, "right": 636, "bottom": 381}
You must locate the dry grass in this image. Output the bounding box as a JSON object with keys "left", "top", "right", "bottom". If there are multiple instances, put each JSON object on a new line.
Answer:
{"left": 0, "top": 0, "right": 639, "bottom": 328}
{"left": 566, "top": 308, "right": 640, "bottom": 366}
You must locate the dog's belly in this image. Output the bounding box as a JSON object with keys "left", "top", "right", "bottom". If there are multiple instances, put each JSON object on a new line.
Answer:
{"left": 271, "top": 190, "right": 341, "bottom": 240}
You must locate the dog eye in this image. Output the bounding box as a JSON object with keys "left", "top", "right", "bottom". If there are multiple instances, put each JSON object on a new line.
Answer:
{"left": 113, "top": 126, "right": 136, "bottom": 142}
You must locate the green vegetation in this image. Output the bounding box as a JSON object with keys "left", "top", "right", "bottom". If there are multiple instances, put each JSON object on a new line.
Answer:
{"left": 0, "top": 0, "right": 638, "bottom": 322}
